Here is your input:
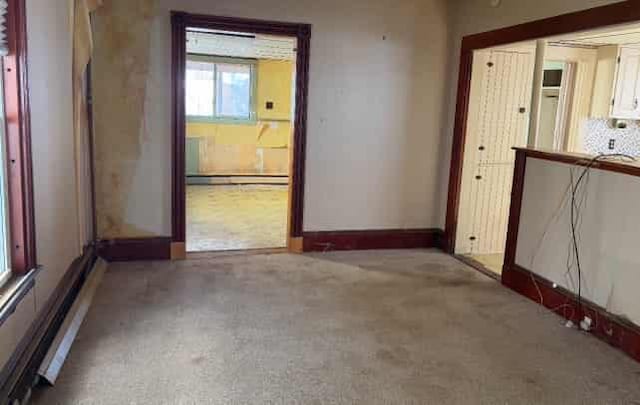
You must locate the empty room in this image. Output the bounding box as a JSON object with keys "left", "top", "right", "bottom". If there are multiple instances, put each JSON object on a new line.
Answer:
{"left": 2, "top": 0, "right": 640, "bottom": 404}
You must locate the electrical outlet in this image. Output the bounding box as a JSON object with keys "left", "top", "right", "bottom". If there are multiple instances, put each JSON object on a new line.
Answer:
{"left": 266, "top": 101, "right": 274, "bottom": 110}
{"left": 608, "top": 139, "right": 615, "bottom": 150}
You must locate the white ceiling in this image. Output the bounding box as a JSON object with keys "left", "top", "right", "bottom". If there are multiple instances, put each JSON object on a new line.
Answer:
{"left": 186, "top": 30, "right": 296, "bottom": 60}
{"left": 550, "top": 24, "right": 640, "bottom": 48}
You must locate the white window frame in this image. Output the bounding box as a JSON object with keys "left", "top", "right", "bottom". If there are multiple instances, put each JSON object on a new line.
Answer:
{"left": 186, "top": 54, "right": 257, "bottom": 124}
{"left": 0, "top": 58, "right": 11, "bottom": 287}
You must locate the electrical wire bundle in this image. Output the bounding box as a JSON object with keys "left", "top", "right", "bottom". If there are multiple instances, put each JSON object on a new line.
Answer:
{"left": 566, "top": 153, "right": 636, "bottom": 320}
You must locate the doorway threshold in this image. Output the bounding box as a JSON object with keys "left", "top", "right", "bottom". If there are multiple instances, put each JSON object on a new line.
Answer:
{"left": 452, "top": 254, "right": 501, "bottom": 281}
{"left": 187, "top": 247, "right": 288, "bottom": 259}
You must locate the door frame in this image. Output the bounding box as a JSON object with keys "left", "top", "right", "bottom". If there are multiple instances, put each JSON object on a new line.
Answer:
{"left": 170, "top": 12, "right": 311, "bottom": 256}
{"left": 444, "top": 1, "right": 640, "bottom": 254}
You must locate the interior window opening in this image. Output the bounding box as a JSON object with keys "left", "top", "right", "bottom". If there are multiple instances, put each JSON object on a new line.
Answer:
{"left": 455, "top": 21, "right": 640, "bottom": 276}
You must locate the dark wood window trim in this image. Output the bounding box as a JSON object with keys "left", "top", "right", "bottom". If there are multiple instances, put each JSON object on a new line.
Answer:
{"left": 1, "top": 0, "right": 35, "bottom": 275}
{"left": 443, "top": 1, "right": 640, "bottom": 254}
{"left": 171, "top": 12, "right": 311, "bottom": 245}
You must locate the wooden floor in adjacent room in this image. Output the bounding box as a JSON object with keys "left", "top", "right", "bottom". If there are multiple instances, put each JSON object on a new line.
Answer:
{"left": 186, "top": 184, "right": 288, "bottom": 252}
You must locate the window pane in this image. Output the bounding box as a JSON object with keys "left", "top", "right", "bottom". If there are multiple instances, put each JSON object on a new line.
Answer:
{"left": 0, "top": 59, "right": 10, "bottom": 285}
{"left": 186, "top": 60, "right": 214, "bottom": 117}
{"left": 215, "top": 63, "right": 251, "bottom": 119}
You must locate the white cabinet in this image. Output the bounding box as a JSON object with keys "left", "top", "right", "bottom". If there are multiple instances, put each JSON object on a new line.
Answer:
{"left": 611, "top": 47, "right": 640, "bottom": 119}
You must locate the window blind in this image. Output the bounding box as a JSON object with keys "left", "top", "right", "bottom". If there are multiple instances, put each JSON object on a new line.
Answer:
{"left": 0, "top": 0, "right": 8, "bottom": 56}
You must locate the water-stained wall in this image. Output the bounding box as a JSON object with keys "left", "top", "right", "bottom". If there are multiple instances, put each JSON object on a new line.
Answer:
{"left": 92, "top": 0, "right": 164, "bottom": 238}
{"left": 93, "top": 0, "right": 452, "bottom": 238}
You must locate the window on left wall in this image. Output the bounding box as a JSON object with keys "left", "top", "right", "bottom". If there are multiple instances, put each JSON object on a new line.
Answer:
{"left": 0, "top": 0, "right": 37, "bottom": 284}
{"left": 186, "top": 55, "right": 256, "bottom": 122}
{"left": 0, "top": 59, "right": 10, "bottom": 288}
{"left": 0, "top": 0, "right": 11, "bottom": 287}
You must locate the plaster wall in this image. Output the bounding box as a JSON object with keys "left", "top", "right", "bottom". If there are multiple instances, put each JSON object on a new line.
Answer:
{"left": 92, "top": 0, "right": 450, "bottom": 236}
{"left": 440, "top": 0, "right": 627, "bottom": 227}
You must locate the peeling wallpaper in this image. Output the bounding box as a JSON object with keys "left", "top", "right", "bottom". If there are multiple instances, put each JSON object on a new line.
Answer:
{"left": 93, "top": 0, "right": 627, "bottom": 238}
{"left": 93, "top": 0, "right": 159, "bottom": 238}
{"left": 93, "top": 0, "right": 451, "bottom": 237}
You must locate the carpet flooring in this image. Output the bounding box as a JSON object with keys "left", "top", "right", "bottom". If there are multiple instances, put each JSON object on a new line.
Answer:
{"left": 31, "top": 250, "right": 640, "bottom": 404}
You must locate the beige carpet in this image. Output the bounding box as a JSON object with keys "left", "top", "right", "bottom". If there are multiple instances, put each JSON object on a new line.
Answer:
{"left": 31, "top": 250, "right": 640, "bottom": 404}
{"left": 186, "top": 184, "right": 288, "bottom": 252}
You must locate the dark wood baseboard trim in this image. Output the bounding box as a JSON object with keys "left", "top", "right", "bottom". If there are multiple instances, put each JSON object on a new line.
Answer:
{"left": 302, "top": 229, "right": 443, "bottom": 252}
{"left": 503, "top": 263, "right": 640, "bottom": 363}
{"left": 97, "top": 237, "right": 172, "bottom": 262}
{"left": 1, "top": 247, "right": 97, "bottom": 402}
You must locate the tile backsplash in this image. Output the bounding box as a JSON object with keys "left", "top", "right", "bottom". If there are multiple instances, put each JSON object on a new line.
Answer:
{"left": 582, "top": 118, "right": 640, "bottom": 156}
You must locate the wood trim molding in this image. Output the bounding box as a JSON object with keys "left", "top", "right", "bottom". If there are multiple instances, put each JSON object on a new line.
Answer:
{"left": 171, "top": 12, "right": 311, "bottom": 245}
{"left": 503, "top": 263, "right": 640, "bottom": 363}
{"left": 0, "top": 248, "right": 96, "bottom": 402}
{"left": 97, "top": 237, "right": 172, "bottom": 262}
{"left": 514, "top": 147, "right": 640, "bottom": 178}
{"left": 3, "top": 0, "right": 36, "bottom": 274}
{"left": 302, "top": 229, "right": 443, "bottom": 252}
{"left": 502, "top": 149, "right": 527, "bottom": 274}
{"left": 461, "top": 2, "right": 640, "bottom": 53}
{"left": 170, "top": 242, "right": 186, "bottom": 260}
{"left": 171, "top": 13, "right": 187, "bottom": 244}
{"left": 501, "top": 149, "right": 640, "bottom": 363}
{"left": 444, "top": 1, "right": 640, "bottom": 254}
{"left": 288, "top": 236, "right": 304, "bottom": 253}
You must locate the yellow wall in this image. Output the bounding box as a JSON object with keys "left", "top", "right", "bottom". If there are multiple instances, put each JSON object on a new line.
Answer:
{"left": 186, "top": 59, "right": 294, "bottom": 175}
{"left": 257, "top": 60, "right": 294, "bottom": 121}
{"left": 186, "top": 121, "right": 291, "bottom": 148}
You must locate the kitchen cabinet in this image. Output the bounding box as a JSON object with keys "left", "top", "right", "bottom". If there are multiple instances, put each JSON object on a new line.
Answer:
{"left": 611, "top": 47, "right": 640, "bottom": 119}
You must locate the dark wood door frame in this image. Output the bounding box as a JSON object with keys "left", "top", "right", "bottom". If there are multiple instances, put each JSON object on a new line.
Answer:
{"left": 443, "top": 0, "right": 640, "bottom": 254}
{"left": 171, "top": 12, "right": 311, "bottom": 254}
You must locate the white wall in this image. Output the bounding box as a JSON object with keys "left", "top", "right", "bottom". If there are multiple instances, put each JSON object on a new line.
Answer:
{"left": 28, "top": 0, "right": 80, "bottom": 311}
{"left": 0, "top": 0, "right": 83, "bottom": 370}
{"left": 542, "top": 45, "right": 598, "bottom": 152}
{"left": 439, "top": 0, "right": 627, "bottom": 228}
{"left": 516, "top": 157, "right": 640, "bottom": 325}
{"left": 591, "top": 45, "right": 618, "bottom": 118}
{"left": 95, "top": 0, "right": 450, "bottom": 235}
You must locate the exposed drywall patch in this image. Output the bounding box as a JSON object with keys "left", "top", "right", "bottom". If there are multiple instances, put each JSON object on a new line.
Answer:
{"left": 93, "top": 0, "right": 158, "bottom": 238}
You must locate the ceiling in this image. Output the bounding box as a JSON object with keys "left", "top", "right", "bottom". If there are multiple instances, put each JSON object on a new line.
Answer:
{"left": 186, "top": 30, "right": 296, "bottom": 60}
{"left": 551, "top": 24, "right": 640, "bottom": 48}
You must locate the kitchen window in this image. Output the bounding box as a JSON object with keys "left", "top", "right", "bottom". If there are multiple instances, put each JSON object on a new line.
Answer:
{"left": 186, "top": 55, "right": 256, "bottom": 123}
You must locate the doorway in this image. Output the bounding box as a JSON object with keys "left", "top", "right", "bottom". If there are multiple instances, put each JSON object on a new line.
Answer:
{"left": 444, "top": 2, "right": 640, "bottom": 279}
{"left": 455, "top": 44, "right": 535, "bottom": 275}
{"left": 171, "top": 13, "right": 310, "bottom": 257}
{"left": 184, "top": 30, "right": 295, "bottom": 252}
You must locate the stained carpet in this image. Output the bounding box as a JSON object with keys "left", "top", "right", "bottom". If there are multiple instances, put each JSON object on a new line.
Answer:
{"left": 31, "top": 250, "right": 640, "bottom": 404}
